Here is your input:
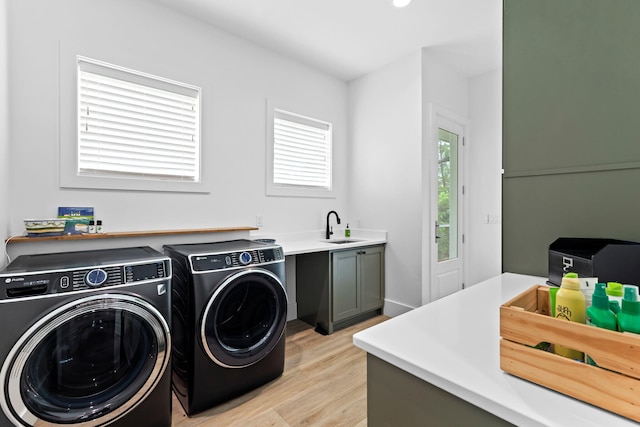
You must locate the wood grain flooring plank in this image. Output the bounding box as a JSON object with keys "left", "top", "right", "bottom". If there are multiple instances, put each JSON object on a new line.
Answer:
{"left": 171, "top": 315, "right": 388, "bottom": 426}
{"left": 290, "top": 393, "right": 368, "bottom": 427}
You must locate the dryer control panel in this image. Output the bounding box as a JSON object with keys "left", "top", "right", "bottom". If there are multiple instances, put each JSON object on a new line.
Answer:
{"left": 190, "top": 247, "right": 284, "bottom": 272}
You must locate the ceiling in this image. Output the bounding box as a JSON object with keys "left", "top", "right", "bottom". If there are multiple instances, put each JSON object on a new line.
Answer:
{"left": 152, "top": 0, "right": 502, "bottom": 82}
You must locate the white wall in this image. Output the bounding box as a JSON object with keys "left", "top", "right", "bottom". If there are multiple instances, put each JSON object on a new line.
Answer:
{"left": 421, "top": 50, "right": 470, "bottom": 118}
{"left": 0, "top": 0, "right": 9, "bottom": 268}
{"left": 349, "top": 48, "right": 501, "bottom": 313}
{"left": 467, "top": 70, "right": 502, "bottom": 285}
{"left": 4, "top": 0, "right": 348, "bottom": 258}
{"left": 348, "top": 52, "right": 423, "bottom": 315}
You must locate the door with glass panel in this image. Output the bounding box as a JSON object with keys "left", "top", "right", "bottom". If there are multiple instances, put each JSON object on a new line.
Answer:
{"left": 431, "top": 115, "right": 465, "bottom": 301}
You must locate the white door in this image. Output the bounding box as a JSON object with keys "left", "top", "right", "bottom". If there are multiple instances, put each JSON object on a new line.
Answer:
{"left": 430, "top": 111, "right": 466, "bottom": 301}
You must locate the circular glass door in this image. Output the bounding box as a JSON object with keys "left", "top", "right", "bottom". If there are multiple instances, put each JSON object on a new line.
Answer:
{"left": 201, "top": 269, "right": 287, "bottom": 368}
{"left": 1, "top": 294, "right": 170, "bottom": 427}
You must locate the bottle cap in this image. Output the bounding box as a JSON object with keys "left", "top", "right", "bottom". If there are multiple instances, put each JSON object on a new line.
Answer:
{"left": 606, "top": 282, "right": 623, "bottom": 297}
{"left": 623, "top": 285, "right": 638, "bottom": 302}
{"left": 591, "top": 283, "right": 610, "bottom": 310}
{"left": 622, "top": 285, "right": 640, "bottom": 314}
{"left": 561, "top": 272, "right": 580, "bottom": 291}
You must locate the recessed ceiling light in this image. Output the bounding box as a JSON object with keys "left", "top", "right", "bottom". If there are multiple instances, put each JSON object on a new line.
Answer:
{"left": 393, "top": 0, "right": 411, "bottom": 7}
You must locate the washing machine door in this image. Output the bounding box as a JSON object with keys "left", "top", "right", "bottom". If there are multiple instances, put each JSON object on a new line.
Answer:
{"left": 0, "top": 293, "right": 170, "bottom": 427}
{"left": 201, "top": 269, "right": 287, "bottom": 368}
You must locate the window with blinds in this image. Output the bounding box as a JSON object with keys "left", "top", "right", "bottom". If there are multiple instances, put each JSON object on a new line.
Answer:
{"left": 269, "top": 108, "right": 332, "bottom": 196}
{"left": 77, "top": 57, "right": 200, "bottom": 182}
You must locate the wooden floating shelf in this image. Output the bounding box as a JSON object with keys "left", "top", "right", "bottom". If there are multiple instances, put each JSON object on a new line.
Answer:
{"left": 6, "top": 226, "right": 259, "bottom": 243}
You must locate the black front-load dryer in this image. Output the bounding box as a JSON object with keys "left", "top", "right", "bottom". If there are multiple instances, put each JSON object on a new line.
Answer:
{"left": 164, "top": 239, "right": 287, "bottom": 415}
{"left": 0, "top": 247, "right": 172, "bottom": 427}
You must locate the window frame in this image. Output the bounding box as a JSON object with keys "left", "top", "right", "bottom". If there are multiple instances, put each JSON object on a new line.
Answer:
{"left": 266, "top": 100, "right": 335, "bottom": 198}
{"left": 60, "top": 56, "right": 207, "bottom": 193}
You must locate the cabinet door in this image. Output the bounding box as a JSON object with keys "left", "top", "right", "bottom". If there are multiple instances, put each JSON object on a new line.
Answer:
{"left": 332, "top": 250, "right": 360, "bottom": 322}
{"left": 360, "top": 246, "right": 384, "bottom": 312}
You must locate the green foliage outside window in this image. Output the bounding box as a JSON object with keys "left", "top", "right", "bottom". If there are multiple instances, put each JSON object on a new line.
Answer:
{"left": 438, "top": 138, "right": 451, "bottom": 262}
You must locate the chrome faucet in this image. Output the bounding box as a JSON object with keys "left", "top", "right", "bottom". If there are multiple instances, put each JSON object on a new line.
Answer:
{"left": 326, "top": 210, "right": 341, "bottom": 239}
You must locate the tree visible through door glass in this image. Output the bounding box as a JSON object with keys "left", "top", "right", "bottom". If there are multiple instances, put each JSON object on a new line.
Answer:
{"left": 437, "top": 128, "right": 458, "bottom": 262}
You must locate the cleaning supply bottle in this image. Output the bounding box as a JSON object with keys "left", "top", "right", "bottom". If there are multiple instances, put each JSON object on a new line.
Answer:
{"left": 345, "top": 224, "right": 351, "bottom": 238}
{"left": 549, "top": 286, "right": 559, "bottom": 317}
{"left": 585, "top": 282, "right": 617, "bottom": 365}
{"left": 606, "top": 282, "right": 623, "bottom": 314}
{"left": 618, "top": 285, "right": 640, "bottom": 334}
{"left": 554, "top": 272, "right": 586, "bottom": 360}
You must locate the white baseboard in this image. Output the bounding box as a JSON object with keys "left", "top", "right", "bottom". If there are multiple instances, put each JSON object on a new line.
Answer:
{"left": 383, "top": 298, "right": 414, "bottom": 317}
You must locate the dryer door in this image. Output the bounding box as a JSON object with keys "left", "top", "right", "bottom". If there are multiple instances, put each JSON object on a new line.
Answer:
{"left": 0, "top": 294, "right": 170, "bottom": 427}
{"left": 201, "top": 269, "right": 287, "bottom": 368}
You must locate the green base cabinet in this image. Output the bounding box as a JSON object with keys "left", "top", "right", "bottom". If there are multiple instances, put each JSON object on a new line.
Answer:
{"left": 296, "top": 244, "right": 385, "bottom": 334}
{"left": 367, "top": 354, "right": 514, "bottom": 427}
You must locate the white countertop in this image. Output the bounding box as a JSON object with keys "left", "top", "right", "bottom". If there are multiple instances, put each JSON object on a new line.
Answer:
{"left": 353, "top": 273, "right": 637, "bottom": 427}
{"left": 250, "top": 229, "right": 386, "bottom": 256}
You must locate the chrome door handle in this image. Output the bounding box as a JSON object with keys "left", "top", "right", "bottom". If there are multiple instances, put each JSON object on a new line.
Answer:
{"left": 435, "top": 221, "right": 441, "bottom": 243}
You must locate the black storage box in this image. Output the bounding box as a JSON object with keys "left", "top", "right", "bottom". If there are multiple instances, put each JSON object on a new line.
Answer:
{"left": 548, "top": 237, "right": 640, "bottom": 286}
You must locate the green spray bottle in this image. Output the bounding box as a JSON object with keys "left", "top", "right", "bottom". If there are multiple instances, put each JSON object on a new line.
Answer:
{"left": 618, "top": 285, "right": 640, "bottom": 334}
{"left": 585, "top": 283, "right": 617, "bottom": 365}
{"left": 606, "top": 282, "right": 623, "bottom": 314}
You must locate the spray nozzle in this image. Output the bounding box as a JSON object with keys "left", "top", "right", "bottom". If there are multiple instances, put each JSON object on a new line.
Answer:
{"left": 623, "top": 285, "right": 639, "bottom": 302}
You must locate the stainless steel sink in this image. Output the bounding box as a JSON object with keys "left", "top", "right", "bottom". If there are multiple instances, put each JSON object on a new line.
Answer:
{"left": 321, "top": 239, "right": 363, "bottom": 244}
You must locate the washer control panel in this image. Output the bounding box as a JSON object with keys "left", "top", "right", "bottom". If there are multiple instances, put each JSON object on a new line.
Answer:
{"left": 0, "top": 260, "right": 169, "bottom": 299}
{"left": 190, "top": 247, "right": 284, "bottom": 272}
{"left": 239, "top": 251, "right": 252, "bottom": 265}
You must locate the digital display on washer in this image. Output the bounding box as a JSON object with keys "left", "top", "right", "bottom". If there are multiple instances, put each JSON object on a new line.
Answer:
{"left": 125, "top": 262, "right": 165, "bottom": 282}
{"left": 261, "top": 249, "right": 280, "bottom": 262}
{"left": 191, "top": 255, "right": 228, "bottom": 272}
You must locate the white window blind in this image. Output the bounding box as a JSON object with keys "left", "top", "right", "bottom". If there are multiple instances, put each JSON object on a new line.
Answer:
{"left": 78, "top": 57, "right": 200, "bottom": 182}
{"left": 273, "top": 109, "right": 332, "bottom": 189}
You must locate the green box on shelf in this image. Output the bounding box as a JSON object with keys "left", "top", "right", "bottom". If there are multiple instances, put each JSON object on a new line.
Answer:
{"left": 58, "top": 207, "right": 94, "bottom": 234}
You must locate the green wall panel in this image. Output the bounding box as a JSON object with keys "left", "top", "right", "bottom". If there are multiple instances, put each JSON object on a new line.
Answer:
{"left": 504, "top": 0, "right": 640, "bottom": 173}
{"left": 503, "top": 169, "right": 640, "bottom": 276}
{"left": 503, "top": 0, "right": 640, "bottom": 276}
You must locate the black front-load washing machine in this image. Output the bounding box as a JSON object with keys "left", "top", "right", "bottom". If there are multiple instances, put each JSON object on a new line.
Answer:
{"left": 164, "top": 239, "right": 287, "bottom": 415}
{"left": 0, "top": 247, "right": 172, "bottom": 427}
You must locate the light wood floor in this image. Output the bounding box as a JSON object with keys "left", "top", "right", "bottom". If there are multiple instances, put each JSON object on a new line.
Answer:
{"left": 171, "top": 315, "right": 389, "bottom": 427}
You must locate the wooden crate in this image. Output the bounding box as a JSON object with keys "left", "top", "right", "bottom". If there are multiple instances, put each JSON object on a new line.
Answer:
{"left": 500, "top": 285, "right": 640, "bottom": 422}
